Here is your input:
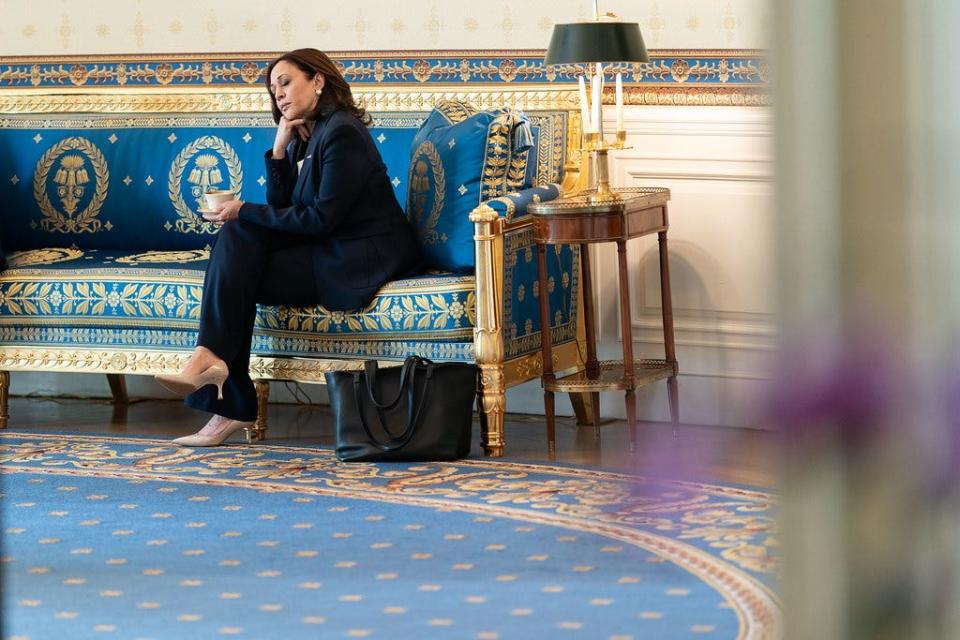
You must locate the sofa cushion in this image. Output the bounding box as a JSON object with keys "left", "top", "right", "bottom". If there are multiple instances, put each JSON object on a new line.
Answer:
{"left": 0, "top": 248, "right": 477, "bottom": 361}
{"left": 407, "top": 101, "right": 536, "bottom": 273}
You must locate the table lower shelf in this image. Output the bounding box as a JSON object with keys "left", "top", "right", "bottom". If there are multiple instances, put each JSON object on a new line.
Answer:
{"left": 543, "top": 359, "right": 677, "bottom": 392}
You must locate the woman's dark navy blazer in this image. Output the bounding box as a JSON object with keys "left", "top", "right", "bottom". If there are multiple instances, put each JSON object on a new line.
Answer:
{"left": 237, "top": 108, "right": 422, "bottom": 311}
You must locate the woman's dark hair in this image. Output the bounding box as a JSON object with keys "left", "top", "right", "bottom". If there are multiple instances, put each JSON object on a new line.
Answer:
{"left": 264, "top": 48, "right": 370, "bottom": 126}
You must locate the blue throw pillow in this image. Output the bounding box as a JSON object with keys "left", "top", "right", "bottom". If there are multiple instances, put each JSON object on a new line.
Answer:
{"left": 407, "top": 101, "right": 534, "bottom": 273}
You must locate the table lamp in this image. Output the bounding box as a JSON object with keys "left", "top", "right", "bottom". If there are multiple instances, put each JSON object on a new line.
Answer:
{"left": 545, "top": 2, "right": 649, "bottom": 202}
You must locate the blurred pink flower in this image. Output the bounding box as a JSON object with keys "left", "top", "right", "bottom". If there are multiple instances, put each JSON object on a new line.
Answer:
{"left": 769, "top": 322, "right": 903, "bottom": 446}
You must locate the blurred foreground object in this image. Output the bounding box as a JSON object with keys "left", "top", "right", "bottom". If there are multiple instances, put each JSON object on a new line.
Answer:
{"left": 773, "top": 0, "right": 960, "bottom": 637}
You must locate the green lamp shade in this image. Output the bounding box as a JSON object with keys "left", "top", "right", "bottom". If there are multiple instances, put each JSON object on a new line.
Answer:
{"left": 545, "top": 22, "right": 649, "bottom": 64}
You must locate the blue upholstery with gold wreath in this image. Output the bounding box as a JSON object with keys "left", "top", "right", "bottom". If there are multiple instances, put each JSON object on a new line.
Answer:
{"left": 0, "top": 114, "right": 419, "bottom": 251}
{"left": 407, "top": 101, "right": 560, "bottom": 272}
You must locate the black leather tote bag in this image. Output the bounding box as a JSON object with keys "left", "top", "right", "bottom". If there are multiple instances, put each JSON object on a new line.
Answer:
{"left": 325, "top": 356, "right": 477, "bottom": 462}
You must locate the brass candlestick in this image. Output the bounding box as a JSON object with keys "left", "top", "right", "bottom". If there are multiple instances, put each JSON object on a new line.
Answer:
{"left": 582, "top": 115, "right": 630, "bottom": 204}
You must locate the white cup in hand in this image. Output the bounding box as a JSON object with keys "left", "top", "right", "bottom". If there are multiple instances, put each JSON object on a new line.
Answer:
{"left": 204, "top": 190, "right": 236, "bottom": 210}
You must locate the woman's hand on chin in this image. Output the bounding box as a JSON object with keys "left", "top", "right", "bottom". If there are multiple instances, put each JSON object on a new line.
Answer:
{"left": 202, "top": 199, "right": 244, "bottom": 225}
{"left": 272, "top": 116, "right": 312, "bottom": 158}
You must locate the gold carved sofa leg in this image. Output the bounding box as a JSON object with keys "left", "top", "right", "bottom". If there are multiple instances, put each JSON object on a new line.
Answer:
{"left": 471, "top": 204, "right": 507, "bottom": 457}
{"left": 0, "top": 371, "right": 9, "bottom": 428}
{"left": 478, "top": 364, "right": 506, "bottom": 457}
{"left": 249, "top": 379, "right": 269, "bottom": 443}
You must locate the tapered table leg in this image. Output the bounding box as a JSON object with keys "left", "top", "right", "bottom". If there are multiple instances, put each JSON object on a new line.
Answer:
{"left": 537, "top": 242, "right": 557, "bottom": 458}
{"left": 616, "top": 240, "right": 637, "bottom": 452}
{"left": 659, "top": 229, "right": 680, "bottom": 435}
{"left": 668, "top": 376, "right": 680, "bottom": 434}
{"left": 580, "top": 243, "right": 601, "bottom": 440}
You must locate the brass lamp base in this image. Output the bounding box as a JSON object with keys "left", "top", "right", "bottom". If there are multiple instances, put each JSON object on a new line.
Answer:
{"left": 579, "top": 130, "right": 631, "bottom": 203}
{"left": 588, "top": 180, "right": 622, "bottom": 203}
{"left": 587, "top": 146, "right": 623, "bottom": 203}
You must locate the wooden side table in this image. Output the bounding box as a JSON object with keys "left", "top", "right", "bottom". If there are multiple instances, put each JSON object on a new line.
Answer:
{"left": 529, "top": 187, "right": 679, "bottom": 455}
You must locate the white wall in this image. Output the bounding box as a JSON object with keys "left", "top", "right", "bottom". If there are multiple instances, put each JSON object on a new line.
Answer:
{"left": 0, "top": 0, "right": 769, "bottom": 54}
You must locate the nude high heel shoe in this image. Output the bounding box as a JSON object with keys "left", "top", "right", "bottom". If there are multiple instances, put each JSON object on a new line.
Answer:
{"left": 172, "top": 418, "right": 254, "bottom": 447}
{"left": 156, "top": 362, "right": 229, "bottom": 399}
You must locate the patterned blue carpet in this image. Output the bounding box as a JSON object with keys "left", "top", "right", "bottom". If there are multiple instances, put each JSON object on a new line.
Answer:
{"left": 1, "top": 432, "right": 780, "bottom": 639}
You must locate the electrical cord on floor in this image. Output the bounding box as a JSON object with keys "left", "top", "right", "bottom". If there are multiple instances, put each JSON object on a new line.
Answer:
{"left": 282, "top": 380, "right": 315, "bottom": 407}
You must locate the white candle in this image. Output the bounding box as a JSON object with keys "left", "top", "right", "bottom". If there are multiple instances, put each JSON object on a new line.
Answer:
{"left": 615, "top": 72, "right": 624, "bottom": 132}
{"left": 578, "top": 75, "right": 592, "bottom": 134}
{"left": 591, "top": 64, "right": 602, "bottom": 135}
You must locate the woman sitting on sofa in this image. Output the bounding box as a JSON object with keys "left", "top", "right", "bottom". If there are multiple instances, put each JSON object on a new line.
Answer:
{"left": 156, "top": 48, "right": 422, "bottom": 446}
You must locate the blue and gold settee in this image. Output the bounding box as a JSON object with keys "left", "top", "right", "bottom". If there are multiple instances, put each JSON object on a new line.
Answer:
{"left": 0, "top": 52, "right": 593, "bottom": 456}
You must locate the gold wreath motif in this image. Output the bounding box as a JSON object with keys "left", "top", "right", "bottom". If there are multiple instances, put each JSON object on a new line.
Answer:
{"left": 407, "top": 140, "right": 446, "bottom": 245}
{"left": 6, "top": 247, "right": 85, "bottom": 267}
{"left": 32, "top": 137, "right": 109, "bottom": 234}
{"left": 168, "top": 135, "right": 243, "bottom": 234}
{"left": 114, "top": 249, "right": 209, "bottom": 265}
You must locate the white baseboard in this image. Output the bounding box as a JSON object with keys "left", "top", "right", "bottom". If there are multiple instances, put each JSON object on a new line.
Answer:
{"left": 9, "top": 370, "right": 771, "bottom": 430}
{"left": 506, "top": 372, "right": 772, "bottom": 429}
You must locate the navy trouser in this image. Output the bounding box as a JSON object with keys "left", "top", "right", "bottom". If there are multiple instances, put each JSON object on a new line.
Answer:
{"left": 185, "top": 219, "right": 322, "bottom": 420}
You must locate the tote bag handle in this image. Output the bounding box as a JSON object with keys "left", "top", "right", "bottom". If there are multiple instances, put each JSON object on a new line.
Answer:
{"left": 351, "top": 356, "right": 434, "bottom": 452}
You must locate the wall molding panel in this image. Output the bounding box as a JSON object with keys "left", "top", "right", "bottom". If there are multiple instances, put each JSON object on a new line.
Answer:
{"left": 569, "top": 104, "right": 777, "bottom": 426}
{"left": 631, "top": 313, "right": 777, "bottom": 350}
{"left": 623, "top": 159, "right": 772, "bottom": 183}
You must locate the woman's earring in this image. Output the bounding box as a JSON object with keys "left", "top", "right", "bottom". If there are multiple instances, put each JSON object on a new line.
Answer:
{"left": 315, "top": 88, "right": 322, "bottom": 95}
